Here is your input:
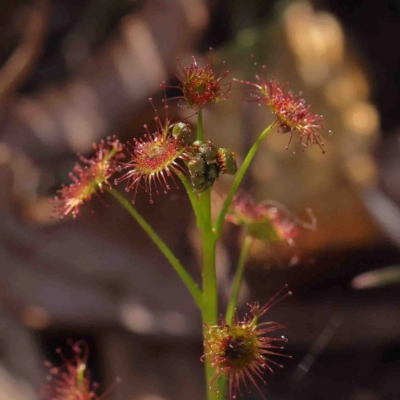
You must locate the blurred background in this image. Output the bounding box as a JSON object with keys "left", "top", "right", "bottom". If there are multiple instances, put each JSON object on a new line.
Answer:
{"left": 1, "top": 0, "right": 400, "bottom": 399}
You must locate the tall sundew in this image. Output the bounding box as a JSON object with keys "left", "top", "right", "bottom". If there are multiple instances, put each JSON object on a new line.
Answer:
{"left": 170, "top": 51, "right": 231, "bottom": 110}
{"left": 114, "top": 100, "right": 192, "bottom": 204}
{"left": 225, "top": 193, "right": 317, "bottom": 244}
{"left": 202, "top": 286, "right": 292, "bottom": 399}
{"left": 53, "top": 137, "right": 122, "bottom": 219}
{"left": 41, "top": 342, "right": 100, "bottom": 400}
{"left": 234, "top": 66, "right": 326, "bottom": 153}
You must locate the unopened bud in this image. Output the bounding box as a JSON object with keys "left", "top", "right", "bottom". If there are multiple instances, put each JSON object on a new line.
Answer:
{"left": 217, "top": 148, "right": 237, "bottom": 175}
{"left": 195, "top": 140, "right": 218, "bottom": 163}
{"left": 172, "top": 122, "right": 194, "bottom": 146}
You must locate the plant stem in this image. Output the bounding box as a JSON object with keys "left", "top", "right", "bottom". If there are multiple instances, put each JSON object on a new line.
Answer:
{"left": 225, "top": 235, "right": 253, "bottom": 323}
{"left": 199, "top": 192, "right": 214, "bottom": 316}
{"left": 195, "top": 107, "right": 220, "bottom": 399}
{"left": 197, "top": 110, "right": 203, "bottom": 141}
{"left": 107, "top": 188, "right": 202, "bottom": 309}
{"left": 213, "top": 122, "right": 276, "bottom": 238}
{"left": 201, "top": 227, "right": 219, "bottom": 400}
{"left": 177, "top": 173, "right": 206, "bottom": 229}
{"left": 198, "top": 187, "right": 219, "bottom": 400}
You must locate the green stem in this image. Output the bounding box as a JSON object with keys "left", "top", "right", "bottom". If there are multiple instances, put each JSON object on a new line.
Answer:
{"left": 201, "top": 227, "right": 219, "bottom": 400}
{"left": 177, "top": 173, "right": 206, "bottom": 229}
{"left": 107, "top": 188, "right": 202, "bottom": 309}
{"left": 198, "top": 191, "right": 216, "bottom": 324}
{"left": 199, "top": 189, "right": 219, "bottom": 400}
{"left": 195, "top": 107, "right": 219, "bottom": 399}
{"left": 213, "top": 122, "right": 276, "bottom": 238}
{"left": 197, "top": 110, "right": 203, "bottom": 141}
{"left": 225, "top": 235, "right": 253, "bottom": 323}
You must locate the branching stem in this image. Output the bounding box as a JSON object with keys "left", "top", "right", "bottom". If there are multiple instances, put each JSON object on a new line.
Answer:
{"left": 225, "top": 235, "right": 253, "bottom": 323}
{"left": 214, "top": 122, "right": 276, "bottom": 238}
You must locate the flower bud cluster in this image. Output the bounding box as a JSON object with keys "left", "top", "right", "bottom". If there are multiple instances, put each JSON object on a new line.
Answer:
{"left": 188, "top": 140, "right": 237, "bottom": 192}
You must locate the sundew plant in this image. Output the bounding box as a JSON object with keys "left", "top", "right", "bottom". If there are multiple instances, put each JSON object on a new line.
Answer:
{"left": 50, "top": 53, "right": 325, "bottom": 400}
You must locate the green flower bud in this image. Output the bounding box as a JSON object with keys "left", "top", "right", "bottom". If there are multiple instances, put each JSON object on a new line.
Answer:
{"left": 172, "top": 122, "right": 195, "bottom": 146}
{"left": 206, "top": 163, "right": 220, "bottom": 181}
{"left": 188, "top": 157, "right": 206, "bottom": 179}
{"left": 217, "top": 148, "right": 237, "bottom": 175}
{"left": 191, "top": 175, "right": 207, "bottom": 192}
{"left": 198, "top": 140, "right": 218, "bottom": 164}
{"left": 187, "top": 141, "right": 224, "bottom": 192}
{"left": 193, "top": 140, "right": 218, "bottom": 163}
